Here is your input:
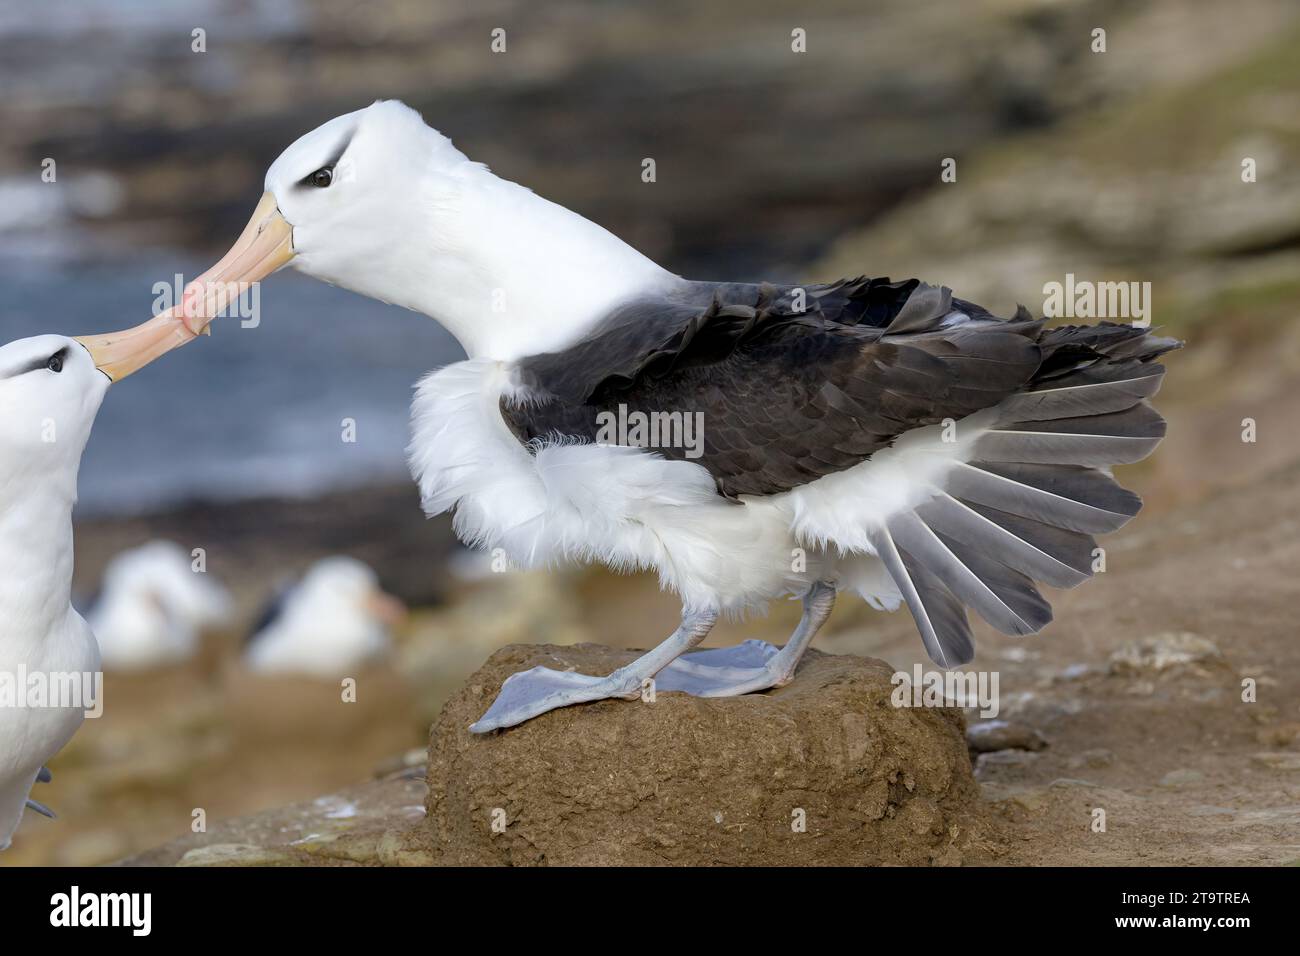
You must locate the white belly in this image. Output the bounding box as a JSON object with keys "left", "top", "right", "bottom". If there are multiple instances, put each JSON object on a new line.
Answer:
{"left": 0, "top": 611, "right": 98, "bottom": 849}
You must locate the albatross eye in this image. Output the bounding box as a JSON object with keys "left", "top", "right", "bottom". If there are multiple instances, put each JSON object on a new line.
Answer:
{"left": 309, "top": 166, "right": 334, "bottom": 188}
{"left": 46, "top": 353, "right": 64, "bottom": 373}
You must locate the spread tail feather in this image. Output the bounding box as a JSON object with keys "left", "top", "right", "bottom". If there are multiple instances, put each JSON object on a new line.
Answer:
{"left": 874, "top": 321, "right": 1178, "bottom": 666}
{"left": 868, "top": 525, "right": 974, "bottom": 667}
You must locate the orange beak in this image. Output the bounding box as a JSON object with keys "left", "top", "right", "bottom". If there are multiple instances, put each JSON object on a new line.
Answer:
{"left": 74, "top": 311, "right": 198, "bottom": 382}
{"left": 174, "top": 191, "right": 295, "bottom": 336}
{"left": 365, "top": 589, "right": 409, "bottom": 628}
{"left": 74, "top": 192, "right": 295, "bottom": 382}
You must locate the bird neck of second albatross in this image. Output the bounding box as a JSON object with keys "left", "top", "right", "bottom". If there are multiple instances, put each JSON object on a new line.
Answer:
{"left": 0, "top": 471, "right": 79, "bottom": 645}
{"left": 397, "top": 165, "right": 683, "bottom": 362}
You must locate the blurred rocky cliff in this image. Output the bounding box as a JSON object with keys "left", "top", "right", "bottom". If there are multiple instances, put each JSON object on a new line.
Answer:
{"left": 5, "top": 0, "right": 1294, "bottom": 276}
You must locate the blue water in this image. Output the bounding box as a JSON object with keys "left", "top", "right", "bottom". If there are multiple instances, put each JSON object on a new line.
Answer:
{"left": 0, "top": 260, "right": 462, "bottom": 515}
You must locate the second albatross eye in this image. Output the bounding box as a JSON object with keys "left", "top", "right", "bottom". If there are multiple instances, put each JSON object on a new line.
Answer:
{"left": 309, "top": 167, "right": 334, "bottom": 188}
{"left": 46, "top": 353, "right": 64, "bottom": 373}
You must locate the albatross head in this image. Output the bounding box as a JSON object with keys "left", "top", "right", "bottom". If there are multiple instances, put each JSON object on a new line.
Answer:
{"left": 0, "top": 321, "right": 192, "bottom": 496}
{"left": 170, "top": 100, "right": 468, "bottom": 341}
{"left": 263, "top": 101, "right": 464, "bottom": 304}
{"left": 171, "top": 100, "right": 676, "bottom": 359}
{"left": 0, "top": 336, "right": 110, "bottom": 479}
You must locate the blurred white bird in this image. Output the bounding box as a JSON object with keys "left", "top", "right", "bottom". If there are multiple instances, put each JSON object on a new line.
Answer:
{"left": 243, "top": 557, "right": 405, "bottom": 678}
{"left": 0, "top": 315, "right": 195, "bottom": 849}
{"left": 88, "top": 540, "right": 234, "bottom": 670}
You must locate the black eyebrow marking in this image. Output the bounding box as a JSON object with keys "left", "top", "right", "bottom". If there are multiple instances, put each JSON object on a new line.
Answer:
{"left": 297, "top": 132, "right": 354, "bottom": 185}
{"left": 2, "top": 346, "right": 67, "bottom": 379}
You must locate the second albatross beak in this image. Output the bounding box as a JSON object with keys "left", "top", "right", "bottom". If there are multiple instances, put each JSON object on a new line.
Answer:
{"left": 74, "top": 312, "right": 199, "bottom": 382}
{"left": 73, "top": 192, "right": 294, "bottom": 382}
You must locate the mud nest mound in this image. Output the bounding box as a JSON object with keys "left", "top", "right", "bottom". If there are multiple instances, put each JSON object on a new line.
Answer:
{"left": 424, "top": 643, "right": 979, "bottom": 865}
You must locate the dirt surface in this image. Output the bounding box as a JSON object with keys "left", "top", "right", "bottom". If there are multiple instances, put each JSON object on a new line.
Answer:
{"left": 119, "top": 761, "right": 433, "bottom": 867}
{"left": 8, "top": 661, "right": 427, "bottom": 867}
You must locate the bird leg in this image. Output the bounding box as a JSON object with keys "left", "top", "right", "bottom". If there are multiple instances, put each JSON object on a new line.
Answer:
{"left": 655, "top": 581, "right": 836, "bottom": 697}
{"left": 469, "top": 607, "right": 718, "bottom": 733}
{"left": 25, "top": 799, "right": 56, "bottom": 819}
{"left": 25, "top": 765, "right": 56, "bottom": 818}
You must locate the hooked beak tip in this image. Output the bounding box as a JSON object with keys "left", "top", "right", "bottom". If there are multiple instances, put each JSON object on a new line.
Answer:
{"left": 178, "top": 191, "right": 295, "bottom": 337}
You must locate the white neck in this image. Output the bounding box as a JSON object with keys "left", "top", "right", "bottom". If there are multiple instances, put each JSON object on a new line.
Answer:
{"left": 392, "top": 165, "right": 680, "bottom": 361}
{"left": 0, "top": 476, "right": 77, "bottom": 645}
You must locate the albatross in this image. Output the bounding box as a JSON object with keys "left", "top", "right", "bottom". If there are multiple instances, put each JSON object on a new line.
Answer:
{"left": 168, "top": 100, "right": 1179, "bottom": 733}
{"left": 0, "top": 318, "right": 195, "bottom": 848}
{"left": 243, "top": 556, "right": 404, "bottom": 678}
{"left": 89, "top": 540, "right": 234, "bottom": 670}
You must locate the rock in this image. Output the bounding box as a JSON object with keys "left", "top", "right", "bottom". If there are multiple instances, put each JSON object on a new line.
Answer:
{"left": 1158, "top": 769, "right": 1206, "bottom": 788}
{"left": 176, "top": 843, "right": 298, "bottom": 867}
{"left": 1108, "top": 633, "right": 1227, "bottom": 674}
{"left": 117, "top": 772, "right": 428, "bottom": 866}
{"left": 1009, "top": 789, "right": 1053, "bottom": 813}
{"left": 974, "top": 749, "right": 1041, "bottom": 780}
{"left": 1005, "top": 779, "right": 1125, "bottom": 816}
{"left": 1254, "top": 722, "right": 1300, "bottom": 748}
{"left": 373, "top": 747, "right": 429, "bottom": 777}
{"left": 1068, "top": 748, "right": 1116, "bottom": 770}
{"left": 423, "top": 643, "right": 979, "bottom": 866}
{"left": 1251, "top": 752, "right": 1300, "bottom": 771}
{"left": 967, "top": 720, "right": 1048, "bottom": 753}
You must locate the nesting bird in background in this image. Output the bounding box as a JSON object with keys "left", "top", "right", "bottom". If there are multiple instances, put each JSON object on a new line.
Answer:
{"left": 243, "top": 557, "right": 405, "bottom": 678}
{"left": 167, "top": 100, "right": 1179, "bottom": 733}
{"left": 0, "top": 316, "right": 196, "bottom": 849}
{"left": 88, "top": 540, "right": 234, "bottom": 670}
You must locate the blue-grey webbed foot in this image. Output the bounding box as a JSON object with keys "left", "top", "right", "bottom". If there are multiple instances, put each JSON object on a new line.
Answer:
{"left": 654, "top": 639, "right": 781, "bottom": 695}
{"left": 470, "top": 607, "right": 719, "bottom": 733}
{"left": 651, "top": 582, "right": 838, "bottom": 698}
{"left": 468, "top": 666, "right": 640, "bottom": 733}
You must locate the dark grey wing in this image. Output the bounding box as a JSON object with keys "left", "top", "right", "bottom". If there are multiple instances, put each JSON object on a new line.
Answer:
{"left": 504, "top": 278, "right": 1045, "bottom": 497}
{"left": 244, "top": 580, "right": 294, "bottom": 647}
{"left": 504, "top": 276, "right": 1181, "bottom": 669}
